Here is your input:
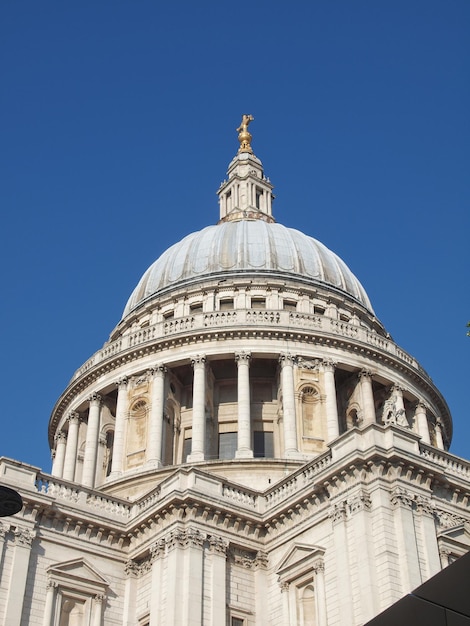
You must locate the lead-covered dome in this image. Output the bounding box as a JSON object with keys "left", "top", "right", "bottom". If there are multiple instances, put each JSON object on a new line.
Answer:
{"left": 123, "top": 220, "right": 373, "bottom": 317}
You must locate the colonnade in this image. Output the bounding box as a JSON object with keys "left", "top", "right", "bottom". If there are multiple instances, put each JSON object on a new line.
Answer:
{"left": 51, "top": 354, "right": 441, "bottom": 487}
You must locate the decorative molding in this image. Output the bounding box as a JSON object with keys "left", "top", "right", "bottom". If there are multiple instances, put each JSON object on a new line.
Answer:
{"left": 235, "top": 351, "right": 251, "bottom": 364}
{"left": 14, "top": 527, "right": 35, "bottom": 547}
{"left": 390, "top": 486, "right": 415, "bottom": 509}
{"left": 208, "top": 535, "right": 229, "bottom": 555}
{"left": 434, "top": 509, "right": 467, "bottom": 529}
{"left": 347, "top": 491, "right": 372, "bottom": 515}
{"left": 415, "top": 495, "right": 434, "bottom": 516}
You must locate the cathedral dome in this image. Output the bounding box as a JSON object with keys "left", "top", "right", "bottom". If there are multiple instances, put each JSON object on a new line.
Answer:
{"left": 123, "top": 220, "right": 373, "bottom": 318}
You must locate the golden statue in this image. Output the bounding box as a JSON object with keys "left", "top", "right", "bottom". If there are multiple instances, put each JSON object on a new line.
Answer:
{"left": 237, "top": 114, "right": 254, "bottom": 153}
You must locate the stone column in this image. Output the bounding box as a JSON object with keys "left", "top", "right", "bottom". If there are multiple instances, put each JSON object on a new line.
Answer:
{"left": 415, "top": 401, "right": 430, "bottom": 445}
{"left": 91, "top": 594, "right": 105, "bottom": 626}
{"left": 4, "top": 527, "right": 34, "bottom": 626}
{"left": 149, "top": 540, "right": 165, "bottom": 626}
{"left": 208, "top": 536, "right": 228, "bottom": 626}
{"left": 82, "top": 393, "right": 102, "bottom": 488}
{"left": 435, "top": 419, "right": 445, "bottom": 450}
{"left": 329, "top": 503, "right": 354, "bottom": 626}
{"left": 415, "top": 496, "right": 441, "bottom": 578}
{"left": 42, "top": 579, "right": 58, "bottom": 626}
{"left": 188, "top": 356, "right": 206, "bottom": 462}
{"left": 254, "top": 552, "right": 269, "bottom": 626}
{"left": 184, "top": 529, "right": 204, "bottom": 626}
{"left": 279, "top": 353, "right": 299, "bottom": 457}
{"left": 235, "top": 352, "right": 253, "bottom": 458}
{"left": 52, "top": 431, "right": 67, "bottom": 477}
{"left": 280, "top": 582, "right": 291, "bottom": 626}
{"left": 322, "top": 360, "right": 339, "bottom": 441}
{"left": 390, "top": 487, "right": 422, "bottom": 592}
{"left": 147, "top": 365, "right": 167, "bottom": 468}
{"left": 123, "top": 560, "right": 139, "bottom": 626}
{"left": 110, "top": 377, "right": 128, "bottom": 477}
{"left": 359, "top": 370, "right": 376, "bottom": 426}
{"left": 313, "top": 560, "right": 327, "bottom": 626}
{"left": 63, "top": 412, "right": 81, "bottom": 481}
{"left": 347, "top": 491, "right": 378, "bottom": 622}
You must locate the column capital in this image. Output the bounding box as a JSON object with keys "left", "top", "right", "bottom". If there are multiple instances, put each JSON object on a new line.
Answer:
{"left": 54, "top": 431, "right": 66, "bottom": 444}
{"left": 279, "top": 352, "right": 297, "bottom": 367}
{"left": 321, "top": 359, "right": 337, "bottom": 373}
{"left": 88, "top": 392, "right": 102, "bottom": 406}
{"left": 115, "top": 376, "right": 128, "bottom": 389}
{"left": 391, "top": 383, "right": 404, "bottom": 394}
{"left": 191, "top": 354, "right": 206, "bottom": 368}
{"left": 67, "top": 411, "right": 81, "bottom": 425}
{"left": 149, "top": 364, "right": 167, "bottom": 377}
{"left": 390, "top": 486, "right": 415, "bottom": 509}
{"left": 235, "top": 351, "right": 251, "bottom": 364}
{"left": 358, "top": 369, "right": 373, "bottom": 381}
{"left": 312, "top": 559, "right": 325, "bottom": 574}
{"left": 14, "top": 527, "right": 35, "bottom": 548}
{"left": 208, "top": 535, "right": 229, "bottom": 555}
{"left": 415, "top": 400, "right": 429, "bottom": 413}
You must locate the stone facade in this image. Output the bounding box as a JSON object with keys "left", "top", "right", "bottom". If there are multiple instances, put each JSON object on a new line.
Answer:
{"left": 0, "top": 126, "right": 468, "bottom": 626}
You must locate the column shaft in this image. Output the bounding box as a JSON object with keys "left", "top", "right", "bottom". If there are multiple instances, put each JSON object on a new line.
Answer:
{"left": 52, "top": 432, "right": 67, "bottom": 478}
{"left": 4, "top": 528, "right": 34, "bottom": 626}
{"left": 236, "top": 352, "right": 253, "bottom": 458}
{"left": 323, "top": 361, "right": 339, "bottom": 440}
{"left": 359, "top": 371, "right": 376, "bottom": 426}
{"left": 280, "top": 355, "right": 299, "bottom": 457}
{"left": 148, "top": 366, "right": 166, "bottom": 467}
{"left": 110, "top": 378, "right": 128, "bottom": 477}
{"left": 415, "top": 402, "right": 430, "bottom": 445}
{"left": 188, "top": 356, "right": 206, "bottom": 462}
{"left": 82, "top": 394, "right": 101, "bottom": 488}
{"left": 63, "top": 413, "right": 80, "bottom": 481}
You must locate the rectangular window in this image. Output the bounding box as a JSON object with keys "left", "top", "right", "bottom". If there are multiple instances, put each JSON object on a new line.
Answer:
{"left": 183, "top": 438, "right": 192, "bottom": 462}
{"left": 232, "top": 618, "right": 245, "bottom": 626}
{"left": 283, "top": 299, "right": 297, "bottom": 311}
{"left": 314, "top": 305, "right": 325, "bottom": 315}
{"left": 190, "top": 302, "right": 203, "bottom": 313}
{"left": 220, "top": 298, "right": 234, "bottom": 311}
{"left": 219, "top": 432, "right": 237, "bottom": 460}
{"left": 253, "top": 431, "right": 274, "bottom": 458}
{"left": 163, "top": 310, "right": 174, "bottom": 319}
{"left": 251, "top": 298, "right": 266, "bottom": 309}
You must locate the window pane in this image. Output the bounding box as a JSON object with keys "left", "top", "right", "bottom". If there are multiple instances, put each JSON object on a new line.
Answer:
{"left": 183, "top": 438, "right": 192, "bottom": 462}
{"left": 219, "top": 432, "right": 237, "bottom": 460}
{"left": 253, "top": 431, "right": 274, "bottom": 458}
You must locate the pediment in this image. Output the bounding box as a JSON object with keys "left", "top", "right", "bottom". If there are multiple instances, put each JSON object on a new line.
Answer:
{"left": 48, "top": 558, "right": 109, "bottom": 590}
{"left": 438, "top": 523, "right": 470, "bottom": 545}
{"left": 276, "top": 543, "right": 325, "bottom": 581}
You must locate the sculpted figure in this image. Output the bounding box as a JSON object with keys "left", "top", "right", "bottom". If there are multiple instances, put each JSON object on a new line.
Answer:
{"left": 237, "top": 114, "right": 254, "bottom": 133}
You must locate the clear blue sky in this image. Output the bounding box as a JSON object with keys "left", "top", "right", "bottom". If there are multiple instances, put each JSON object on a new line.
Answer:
{"left": 1, "top": 1, "right": 469, "bottom": 472}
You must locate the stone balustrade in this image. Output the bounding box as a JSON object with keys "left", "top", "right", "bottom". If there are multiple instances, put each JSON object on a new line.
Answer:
{"left": 70, "top": 309, "right": 426, "bottom": 383}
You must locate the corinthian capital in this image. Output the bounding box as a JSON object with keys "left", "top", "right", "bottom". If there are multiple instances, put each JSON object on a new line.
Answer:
{"left": 279, "top": 352, "right": 297, "bottom": 367}
{"left": 235, "top": 351, "right": 251, "bottom": 364}
{"left": 67, "top": 411, "right": 81, "bottom": 425}
{"left": 191, "top": 354, "right": 206, "bottom": 368}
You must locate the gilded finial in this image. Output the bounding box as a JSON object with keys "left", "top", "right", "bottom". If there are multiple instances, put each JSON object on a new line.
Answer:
{"left": 236, "top": 114, "right": 254, "bottom": 154}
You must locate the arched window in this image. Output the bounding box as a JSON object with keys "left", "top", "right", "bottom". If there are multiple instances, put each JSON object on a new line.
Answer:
{"left": 301, "top": 584, "right": 316, "bottom": 626}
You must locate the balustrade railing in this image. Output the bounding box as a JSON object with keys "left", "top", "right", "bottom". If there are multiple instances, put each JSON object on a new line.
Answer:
{"left": 70, "top": 308, "right": 424, "bottom": 382}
